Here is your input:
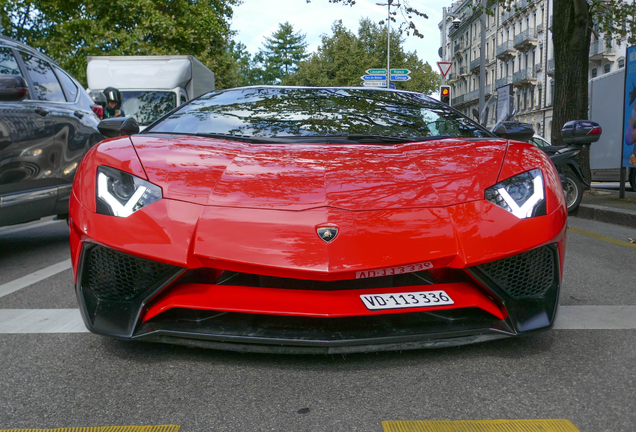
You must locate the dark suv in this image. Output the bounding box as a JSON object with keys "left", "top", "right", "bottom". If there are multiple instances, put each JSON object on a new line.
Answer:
{"left": 0, "top": 36, "right": 102, "bottom": 227}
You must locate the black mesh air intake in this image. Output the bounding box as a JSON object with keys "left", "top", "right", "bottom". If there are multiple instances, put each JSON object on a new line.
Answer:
{"left": 84, "top": 245, "right": 179, "bottom": 301}
{"left": 475, "top": 246, "right": 557, "bottom": 299}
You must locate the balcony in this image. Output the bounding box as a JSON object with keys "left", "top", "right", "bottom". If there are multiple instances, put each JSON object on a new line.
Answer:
{"left": 589, "top": 39, "right": 616, "bottom": 61}
{"left": 514, "top": 28, "right": 538, "bottom": 50}
{"left": 547, "top": 58, "right": 555, "bottom": 76}
{"left": 495, "top": 76, "right": 512, "bottom": 89}
{"left": 496, "top": 40, "right": 515, "bottom": 59}
{"left": 454, "top": 43, "right": 461, "bottom": 54}
{"left": 452, "top": 94, "right": 465, "bottom": 106}
{"left": 460, "top": 66, "right": 467, "bottom": 75}
{"left": 537, "top": 23, "right": 544, "bottom": 33}
{"left": 534, "top": 62, "right": 543, "bottom": 73}
{"left": 465, "top": 88, "right": 479, "bottom": 102}
{"left": 513, "top": 68, "right": 537, "bottom": 86}
{"left": 501, "top": 9, "right": 514, "bottom": 23}
{"left": 447, "top": 73, "right": 454, "bottom": 81}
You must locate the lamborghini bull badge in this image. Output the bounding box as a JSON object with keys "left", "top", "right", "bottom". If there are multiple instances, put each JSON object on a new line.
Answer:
{"left": 317, "top": 226, "right": 338, "bottom": 243}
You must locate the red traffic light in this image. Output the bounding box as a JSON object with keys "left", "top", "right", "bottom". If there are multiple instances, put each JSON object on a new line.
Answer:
{"left": 441, "top": 88, "right": 450, "bottom": 96}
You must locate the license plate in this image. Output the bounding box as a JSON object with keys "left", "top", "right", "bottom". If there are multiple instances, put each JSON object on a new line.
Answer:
{"left": 360, "top": 290, "right": 454, "bottom": 311}
{"left": 356, "top": 262, "right": 433, "bottom": 279}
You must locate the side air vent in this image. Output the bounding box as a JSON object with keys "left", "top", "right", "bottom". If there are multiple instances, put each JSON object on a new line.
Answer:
{"left": 84, "top": 245, "right": 180, "bottom": 301}
{"left": 475, "top": 246, "right": 557, "bottom": 299}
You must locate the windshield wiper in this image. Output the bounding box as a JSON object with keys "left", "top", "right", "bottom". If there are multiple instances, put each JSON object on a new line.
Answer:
{"left": 346, "top": 134, "right": 453, "bottom": 144}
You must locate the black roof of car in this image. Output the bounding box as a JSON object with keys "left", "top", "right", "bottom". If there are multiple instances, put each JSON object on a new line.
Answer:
{"left": 0, "top": 35, "right": 59, "bottom": 67}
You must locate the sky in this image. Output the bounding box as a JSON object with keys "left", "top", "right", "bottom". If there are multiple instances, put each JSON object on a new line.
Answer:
{"left": 230, "top": 0, "right": 454, "bottom": 70}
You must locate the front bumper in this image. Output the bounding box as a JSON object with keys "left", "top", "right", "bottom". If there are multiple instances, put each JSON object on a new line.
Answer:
{"left": 74, "top": 241, "right": 561, "bottom": 354}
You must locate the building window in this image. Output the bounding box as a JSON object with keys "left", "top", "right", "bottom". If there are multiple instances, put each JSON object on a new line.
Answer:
{"left": 604, "top": 63, "right": 611, "bottom": 73}
{"left": 530, "top": 87, "right": 535, "bottom": 109}
{"left": 592, "top": 68, "right": 597, "bottom": 78}
{"left": 538, "top": 84, "right": 542, "bottom": 109}
{"left": 550, "top": 80, "right": 555, "bottom": 106}
{"left": 524, "top": 88, "right": 528, "bottom": 110}
{"left": 619, "top": 59, "right": 625, "bottom": 68}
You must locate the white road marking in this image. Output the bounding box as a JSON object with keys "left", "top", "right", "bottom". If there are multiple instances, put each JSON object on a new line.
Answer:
{"left": 0, "top": 259, "right": 72, "bottom": 299}
{"left": 0, "top": 309, "right": 87, "bottom": 333}
{"left": 0, "top": 306, "right": 634, "bottom": 334}
{"left": 0, "top": 218, "right": 63, "bottom": 236}
{"left": 554, "top": 306, "right": 636, "bottom": 329}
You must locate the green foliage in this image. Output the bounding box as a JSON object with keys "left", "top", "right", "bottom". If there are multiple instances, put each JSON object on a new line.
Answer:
{"left": 284, "top": 19, "right": 440, "bottom": 95}
{"left": 0, "top": 0, "right": 241, "bottom": 88}
{"left": 250, "top": 22, "right": 309, "bottom": 84}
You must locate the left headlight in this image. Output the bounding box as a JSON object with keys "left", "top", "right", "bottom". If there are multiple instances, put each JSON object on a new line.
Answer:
{"left": 96, "top": 166, "right": 162, "bottom": 217}
{"left": 485, "top": 169, "right": 546, "bottom": 219}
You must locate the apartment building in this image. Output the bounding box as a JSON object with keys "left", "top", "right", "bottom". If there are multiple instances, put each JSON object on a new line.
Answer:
{"left": 439, "top": 0, "right": 626, "bottom": 140}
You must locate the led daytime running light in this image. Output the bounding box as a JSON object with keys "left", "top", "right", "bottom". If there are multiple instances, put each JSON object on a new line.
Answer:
{"left": 497, "top": 175, "right": 544, "bottom": 219}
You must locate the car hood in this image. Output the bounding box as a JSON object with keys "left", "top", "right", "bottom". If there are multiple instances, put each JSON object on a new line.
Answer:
{"left": 130, "top": 134, "right": 508, "bottom": 211}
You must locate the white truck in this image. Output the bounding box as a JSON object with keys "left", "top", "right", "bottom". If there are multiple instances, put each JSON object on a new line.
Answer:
{"left": 87, "top": 55, "right": 215, "bottom": 127}
{"left": 588, "top": 68, "right": 636, "bottom": 189}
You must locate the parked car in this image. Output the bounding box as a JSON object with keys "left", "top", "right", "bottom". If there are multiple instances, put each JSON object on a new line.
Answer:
{"left": 71, "top": 86, "right": 569, "bottom": 354}
{"left": 0, "top": 36, "right": 103, "bottom": 227}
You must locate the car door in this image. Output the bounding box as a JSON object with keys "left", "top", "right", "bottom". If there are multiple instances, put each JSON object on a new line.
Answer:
{"left": 0, "top": 46, "right": 59, "bottom": 226}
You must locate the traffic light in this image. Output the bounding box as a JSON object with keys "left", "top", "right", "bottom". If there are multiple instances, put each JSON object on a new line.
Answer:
{"left": 440, "top": 85, "right": 451, "bottom": 105}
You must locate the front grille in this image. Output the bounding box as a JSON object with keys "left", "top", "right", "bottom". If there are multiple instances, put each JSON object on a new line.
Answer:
{"left": 84, "top": 245, "right": 179, "bottom": 301}
{"left": 475, "top": 246, "right": 556, "bottom": 299}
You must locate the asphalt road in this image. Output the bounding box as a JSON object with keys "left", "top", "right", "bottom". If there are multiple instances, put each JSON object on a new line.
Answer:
{"left": 0, "top": 216, "right": 634, "bottom": 432}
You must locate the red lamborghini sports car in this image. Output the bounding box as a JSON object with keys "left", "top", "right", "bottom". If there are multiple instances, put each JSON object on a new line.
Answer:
{"left": 69, "top": 86, "right": 567, "bottom": 354}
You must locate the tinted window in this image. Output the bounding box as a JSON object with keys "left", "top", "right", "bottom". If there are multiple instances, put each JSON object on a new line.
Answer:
{"left": 55, "top": 67, "right": 78, "bottom": 101}
{"left": 121, "top": 91, "right": 177, "bottom": 126}
{"left": 149, "top": 88, "right": 490, "bottom": 140}
{"left": 0, "top": 48, "right": 22, "bottom": 76}
{"left": 21, "top": 53, "right": 66, "bottom": 102}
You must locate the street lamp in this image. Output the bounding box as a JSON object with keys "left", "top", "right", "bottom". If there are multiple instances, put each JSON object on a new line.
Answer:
{"left": 376, "top": 0, "right": 400, "bottom": 88}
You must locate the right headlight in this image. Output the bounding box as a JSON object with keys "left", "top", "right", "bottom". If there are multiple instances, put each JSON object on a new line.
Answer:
{"left": 96, "top": 166, "right": 162, "bottom": 217}
{"left": 485, "top": 169, "right": 546, "bottom": 219}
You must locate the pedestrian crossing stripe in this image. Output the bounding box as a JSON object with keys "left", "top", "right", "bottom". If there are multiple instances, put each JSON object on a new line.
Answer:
{"left": 0, "top": 426, "right": 179, "bottom": 432}
{"left": 382, "top": 419, "right": 580, "bottom": 432}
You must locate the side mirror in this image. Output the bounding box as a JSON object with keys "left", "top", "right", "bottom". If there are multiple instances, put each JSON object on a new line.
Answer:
{"left": 561, "top": 120, "right": 602, "bottom": 147}
{"left": 0, "top": 75, "right": 28, "bottom": 101}
{"left": 492, "top": 121, "right": 535, "bottom": 142}
{"left": 97, "top": 117, "right": 140, "bottom": 138}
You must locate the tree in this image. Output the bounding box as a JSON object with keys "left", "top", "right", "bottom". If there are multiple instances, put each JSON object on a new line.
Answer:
{"left": 250, "top": 21, "right": 309, "bottom": 84}
{"left": 0, "top": 0, "right": 241, "bottom": 88}
{"left": 285, "top": 19, "right": 440, "bottom": 95}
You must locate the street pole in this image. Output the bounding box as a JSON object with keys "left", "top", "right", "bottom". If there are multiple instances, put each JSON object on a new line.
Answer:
{"left": 442, "top": 7, "right": 447, "bottom": 86}
{"left": 386, "top": 0, "right": 392, "bottom": 88}
{"left": 478, "top": 0, "right": 487, "bottom": 122}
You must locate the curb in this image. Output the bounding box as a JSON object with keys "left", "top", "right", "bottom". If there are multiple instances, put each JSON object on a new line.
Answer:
{"left": 571, "top": 204, "right": 636, "bottom": 228}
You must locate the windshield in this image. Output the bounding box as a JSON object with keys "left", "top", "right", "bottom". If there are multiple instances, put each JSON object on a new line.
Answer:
{"left": 146, "top": 87, "right": 491, "bottom": 141}
{"left": 121, "top": 91, "right": 177, "bottom": 126}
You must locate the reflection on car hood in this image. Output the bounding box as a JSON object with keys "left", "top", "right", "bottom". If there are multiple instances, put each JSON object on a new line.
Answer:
{"left": 130, "top": 134, "right": 508, "bottom": 211}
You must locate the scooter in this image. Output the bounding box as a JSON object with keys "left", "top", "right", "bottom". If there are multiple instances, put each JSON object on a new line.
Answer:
{"left": 553, "top": 120, "right": 603, "bottom": 211}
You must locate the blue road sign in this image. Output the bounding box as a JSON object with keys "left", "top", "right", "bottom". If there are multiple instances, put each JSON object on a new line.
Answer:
{"left": 362, "top": 75, "right": 387, "bottom": 81}
{"left": 389, "top": 82, "right": 396, "bottom": 89}
{"left": 390, "top": 75, "right": 411, "bottom": 81}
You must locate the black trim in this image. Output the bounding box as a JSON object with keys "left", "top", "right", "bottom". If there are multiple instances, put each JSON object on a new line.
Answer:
{"left": 466, "top": 244, "right": 561, "bottom": 334}
{"left": 75, "top": 242, "right": 185, "bottom": 338}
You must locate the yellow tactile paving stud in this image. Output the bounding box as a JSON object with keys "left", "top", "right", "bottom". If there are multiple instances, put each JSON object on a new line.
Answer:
{"left": 0, "top": 426, "right": 180, "bottom": 432}
{"left": 382, "top": 419, "right": 581, "bottom": 432}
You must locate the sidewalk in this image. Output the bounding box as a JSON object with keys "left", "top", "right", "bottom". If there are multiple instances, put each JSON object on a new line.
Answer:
{"left": 571, "top": 187, "right": 636, "bottom": 228}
